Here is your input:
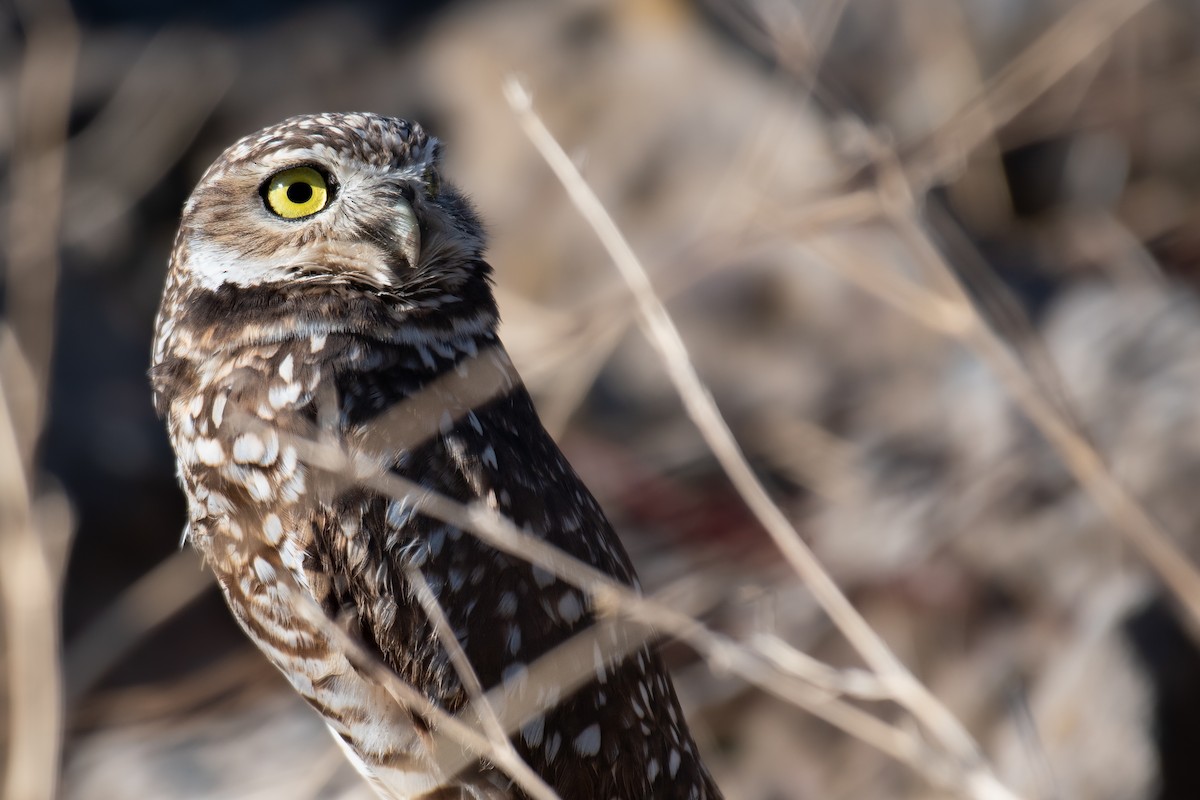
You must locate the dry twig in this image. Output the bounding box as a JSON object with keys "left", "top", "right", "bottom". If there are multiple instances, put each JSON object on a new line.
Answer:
{"left": 502, "top": 76, "right": 1022, "bottom": 800}
{"left": 277, "top": 422, "right": 967, "bottom": 790}
{"left": 0, "top": 1, "right": 79, "bottom": 797}
{"left": 906, "top": 0, "right": 1158, "bottom": 189}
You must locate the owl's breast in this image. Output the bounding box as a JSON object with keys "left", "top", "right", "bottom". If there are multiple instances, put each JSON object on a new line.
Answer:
{"left": 162, "top": 335, "right": 331, "bottom": 580}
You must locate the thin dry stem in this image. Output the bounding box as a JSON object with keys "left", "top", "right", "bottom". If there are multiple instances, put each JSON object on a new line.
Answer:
{"left": 907, "top": 0, "right": 1157, "bottom": 189}
{"left": 0, "top": 343, "right": 65, "bottom": 800}
{"left": 274, "top": 567, "right": 562, "bottom": 800}
{"left": 503, "top": 77, "right": 1022, "bottom": 800}
{"left": 752, "top": 633, "right": 891, "bottom": 701}
{"left": 273, "top": 404, "right": 1010, "bottom": 797}
{"left": 891, "top": 207, "right": 1200, "bottom": 624}
{"left": 63, "top": 549, "right": 212, "bottom": 705}
{"left": 0, "top": 2, "right": 79, "bottom": 796}
{"left": 404, "top": 567, "right": 513, "bottom": 753}
{"left": 3, "top": 1, "right": 79, "bottom": 469}
{"left": 835, "top": 121, "right": 1200, "bottom": 625}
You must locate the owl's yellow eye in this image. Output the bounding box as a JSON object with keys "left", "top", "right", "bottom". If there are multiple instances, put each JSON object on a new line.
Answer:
{"left": 264, "top": 167, "right": 329, "bottom": 219}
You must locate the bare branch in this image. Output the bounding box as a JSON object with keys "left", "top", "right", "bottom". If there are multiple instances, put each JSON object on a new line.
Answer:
{"left": 0, "top": 2, "right": 79, "bottom": 796}
{"left": 906, "top": 0, "right": 1157, "bottom": 189}
{"left": 267, "top": 415, "right": 1010, "bottom": 798}
{"left": 502, "top": 76, "right": 1023, "bottom": 800}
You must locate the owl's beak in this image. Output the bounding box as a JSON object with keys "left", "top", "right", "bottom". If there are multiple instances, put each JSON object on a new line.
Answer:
{"left": 391, "top": 199, "right": 421, "bottom": 271}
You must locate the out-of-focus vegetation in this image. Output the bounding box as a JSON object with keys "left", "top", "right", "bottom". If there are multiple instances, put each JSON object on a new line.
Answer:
{"left": 4, "top": 0, "right": 1200, "bottom": 797}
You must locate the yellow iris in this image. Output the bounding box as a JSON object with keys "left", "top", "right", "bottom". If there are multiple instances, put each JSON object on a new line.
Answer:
{"left": 265, "top": 167, "right": 329, "bottom": 219}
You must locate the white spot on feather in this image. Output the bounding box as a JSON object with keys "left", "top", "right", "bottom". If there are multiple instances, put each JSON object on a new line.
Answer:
{"left": 205, "top": 491, "right": 231, "bottom": 516}
{"left": 594, "top": 641, "right": 608, "bottom": 684}
{"left": 263, "top": 513, "right": 284, "bottom": 545}
{"left": 269, "top": 381, "right": 303, "bottom": 409}
{"left": 278, "top": 354, "right": 294, "bottom": 382}
{"left": 278, "top": 470, "right": 305, "bottom": 503}
{"left": 573, "top": 724, "right": 601, "bottom": 757}
{"left": 195, "top": 438, "right": 225, "bottom": 466}
{"left": 278, "top": 444, "right": 297, "bottom": 476}
{"left": 177, "top": 412, "right": 195, "bottom": 438}
{"left": 280, "top": 537, "right": 308, "bottom": 586}
{"left": 544, "top": 732, "right": 561, "bottom": 763}
{"left": 246, "top": 471, "right": 273, "bottom": 502}
{"left": 252, "top": 557, "right": 276, "bottom": 583}
{"left": 232, "top": 433, "right": 266, "bottom": 463}
{"left": 501, "top": 663, "right": 527, "bottom": 693}
{"left": 557, "top": 592, "right": 583, "bottom": 624}
{"left": 481, "top": 445, "right": 497, "bottom": 470}
{"left": 532, "top": 566, "right": 555, "bottom": 589}
{"left": 521, "top": 715, "right": 544, "bottom": 747}
{"left": 386, "top": 498, "right": 415, "bottom": 529}
{"left": 211, "top": 393, "right": 227, "bottom": 428}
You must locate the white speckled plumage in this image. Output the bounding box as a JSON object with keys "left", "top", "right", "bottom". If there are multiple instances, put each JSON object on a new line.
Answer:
{"left": 151, "top": 113, "right": 722, "bottom": 799}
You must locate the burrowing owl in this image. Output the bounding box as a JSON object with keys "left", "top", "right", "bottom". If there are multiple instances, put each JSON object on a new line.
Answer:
{"left": 151, "top": 113, "right": 722, "bottom": 799}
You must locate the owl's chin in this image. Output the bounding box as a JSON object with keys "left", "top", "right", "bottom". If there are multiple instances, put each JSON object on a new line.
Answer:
{"left": 166, "top": 276, "right": 497, "bottom": 358}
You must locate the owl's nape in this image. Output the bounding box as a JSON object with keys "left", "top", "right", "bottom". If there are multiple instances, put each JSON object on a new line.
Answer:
{"left": 151, "top": 112, "right": 723, "bottom": 799}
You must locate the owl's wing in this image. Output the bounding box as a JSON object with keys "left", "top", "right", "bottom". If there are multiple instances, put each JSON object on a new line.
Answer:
{"left": 314, "top": 366, "right": 719, "bottom": 797}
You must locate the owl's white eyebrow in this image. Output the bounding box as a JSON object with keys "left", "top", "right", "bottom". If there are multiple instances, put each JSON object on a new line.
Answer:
{"left": 184, "top": 237, "right": 304, "bottom": 291}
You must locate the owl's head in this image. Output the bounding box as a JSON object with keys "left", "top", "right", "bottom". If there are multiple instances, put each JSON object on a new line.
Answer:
{"left": 170, "top": 112, "right": 487, "bottom": 301}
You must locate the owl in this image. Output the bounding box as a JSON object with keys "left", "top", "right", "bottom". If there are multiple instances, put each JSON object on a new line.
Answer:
{"left": 150, "top": 113, "right": 723, "bottom": 799}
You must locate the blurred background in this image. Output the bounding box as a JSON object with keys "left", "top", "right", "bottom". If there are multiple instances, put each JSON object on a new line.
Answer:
{"left": 4, "top": 0, "right": 1200, "bottom": 797}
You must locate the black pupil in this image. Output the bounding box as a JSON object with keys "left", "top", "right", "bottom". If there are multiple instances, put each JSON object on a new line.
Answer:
{"left": 286, "top": 181, "right": 314, "bottom": 204}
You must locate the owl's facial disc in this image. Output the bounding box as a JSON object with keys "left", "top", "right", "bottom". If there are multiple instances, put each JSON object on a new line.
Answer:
{"left": 179, "top": 154, "right": 427, "bottom": 293}
{"left": 172, "top": 113, "right": 488, "bottom": 304}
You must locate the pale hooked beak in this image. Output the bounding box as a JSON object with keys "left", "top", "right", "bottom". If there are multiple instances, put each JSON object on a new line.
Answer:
{"left": 393, "top": 198, "right": 421, "bottom": 270}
